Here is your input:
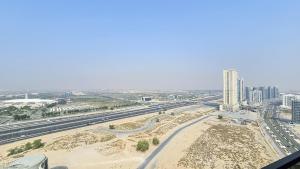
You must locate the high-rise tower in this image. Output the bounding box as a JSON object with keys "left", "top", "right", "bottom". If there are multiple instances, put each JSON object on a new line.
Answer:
{"left": 223, "top": 69, "right": 239, "bottom": 111}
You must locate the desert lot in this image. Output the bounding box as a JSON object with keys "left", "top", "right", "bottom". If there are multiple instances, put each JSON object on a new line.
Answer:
{"left": 0, "top": 105, "right": 278, "bottom": 169}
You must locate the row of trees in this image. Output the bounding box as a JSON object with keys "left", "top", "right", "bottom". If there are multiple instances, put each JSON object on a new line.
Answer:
{"left": 47, "top": 102, "right": 140, "bottom": 116}
{"left": 8, "top": 139, "right": 45, "bottom": 156}
{"left": 0, "top": 106, "right": 31, "bottom": 116}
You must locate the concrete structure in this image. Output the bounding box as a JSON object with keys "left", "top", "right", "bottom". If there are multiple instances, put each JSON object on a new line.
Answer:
{"left": 5, "top": 154, "right": 48, "bottom": 169}
{"left": 237, "top": 78, "right": 245, "bottom": 103}
{"left": 267, "top": 86, "right": 279, "bottom": 99}
{"left": 141, "top": 97, "right": 152, "bottom": 102}
{"left": 223, "top": 69, "right": 239, "bottom": 111}
{"left": 259, "top": 86, "right": 269, "bottom": 101}
{"left": 249, "top": 89, "right": 263, "bottom": 106}
{"left": 245, "top": 86, "right": 280, "bottom": 105}
{"left": 292, "top": 100, "right": 300, "bottom": 122}
{"left": 282, "top": 94, "right": 300, "bottom": 109}
{"left": 2, "top": 99, "right": 57, "bottom": 108}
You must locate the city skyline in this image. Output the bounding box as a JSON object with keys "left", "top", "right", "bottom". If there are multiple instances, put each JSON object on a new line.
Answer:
{"left": 1, "top": 1, "right": 300, "bottom": 91}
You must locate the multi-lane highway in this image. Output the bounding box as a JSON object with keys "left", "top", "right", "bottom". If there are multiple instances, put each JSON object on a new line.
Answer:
{"left": 0, "top": 101, "right": 195, "bottom": 145}
{"left": 263, "top": 104, "right": 300, "bottom": 155}
{"left": 0, "top": 95, "right": 221, "bottom": 145}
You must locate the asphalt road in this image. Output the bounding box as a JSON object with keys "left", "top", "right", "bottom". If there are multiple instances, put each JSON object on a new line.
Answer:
{"left": 263, "top": 104, "right": 300, "bottom": 155}
{"left": 0, "top": 101, "right": 194, "bottom": 145}
{"left": 137, "top": 115, "right": 211, "bottom": 169}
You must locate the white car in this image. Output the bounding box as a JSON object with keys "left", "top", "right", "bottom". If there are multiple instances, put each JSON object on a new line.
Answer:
{"left": 280, "top": 145, "right": 286, "bottom": 149}
{"left": 275, "top": 139, "right": 281, "bottom": 143}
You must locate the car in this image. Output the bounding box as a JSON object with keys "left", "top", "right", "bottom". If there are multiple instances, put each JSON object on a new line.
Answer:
{"left": 280, "top": 145, "right": 286, "bottom": 149}
{"left": 275, "top": 139, "right": 281, "bottom": 143}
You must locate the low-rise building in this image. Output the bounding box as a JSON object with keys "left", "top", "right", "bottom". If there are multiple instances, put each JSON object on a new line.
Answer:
{"left": 141, "top": 97, "right": 152, "bottom": 102}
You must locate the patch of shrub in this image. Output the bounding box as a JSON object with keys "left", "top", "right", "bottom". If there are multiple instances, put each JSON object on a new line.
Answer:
{"left": 109, "top": 124, "right": 115, "bottom": 129}
{"left": 7, "top": 139, "right": 45, "bottom": 156}
{"left": 152, "top": 137, "right": 159, "bottom": 145}
{"left": 136, "top": 140, "right": 149, "bottom": 152}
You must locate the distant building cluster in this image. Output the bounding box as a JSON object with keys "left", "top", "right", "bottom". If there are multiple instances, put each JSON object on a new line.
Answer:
{"left": 222, "top": 69, "right": 279, "bottom": 111}
{"left": 245, "top": 86, "right": 279, "bottom": 106}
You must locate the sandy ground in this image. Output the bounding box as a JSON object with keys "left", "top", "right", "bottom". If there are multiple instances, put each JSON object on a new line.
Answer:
{"left": 0, "top": 106, "right": 278, "bottom": 169}
{"left": 0, "top": 105, "right": 213, "bottom": 169}
{"left": 150, "top": 117, "right": 278, "bottom": 169}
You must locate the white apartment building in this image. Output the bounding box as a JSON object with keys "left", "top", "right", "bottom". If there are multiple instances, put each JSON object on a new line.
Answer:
{"left": 282, "top": 94, "right": 300, "bottom": 109}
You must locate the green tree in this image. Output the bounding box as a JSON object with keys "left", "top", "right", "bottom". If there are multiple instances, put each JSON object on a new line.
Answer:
{"left": 24, "top": 142, "right": 32, "bottom": 150}
{"left": 152, "top": 137, "right": 159, "bottom": 145}
{"left": 136, "top": 140, "right": 149, "bottom": 152}
{"left": 32, "top": 139, "right": 44, "bottom": 149}
{"left": 8, "top": 148, "right": 17, "bottom": 156}
{"left": 217, "top": 115, "right": 223, "bottom": 119}
{"left": 109, "top": 124, "right": 115, "bottom": 129}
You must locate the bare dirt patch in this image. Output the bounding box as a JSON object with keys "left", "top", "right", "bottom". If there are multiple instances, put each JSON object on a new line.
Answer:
{"left": 97, "top": 139, "right": 127, "bottom": 155}
{"left": 113, "top": 117, "right": 150, "bottom": 130}
{"left": 178, "top": 123, "right": 275, "bottom": 169}
{"left": 46, "top": 131, "right": 115, "bottom": 151}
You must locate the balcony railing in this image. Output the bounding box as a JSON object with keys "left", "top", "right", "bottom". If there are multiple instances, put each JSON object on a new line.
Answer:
{"left": 263, "top": 151, "right": 300, "bottom": 169}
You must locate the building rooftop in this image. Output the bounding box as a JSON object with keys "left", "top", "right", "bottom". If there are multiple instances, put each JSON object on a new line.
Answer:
{"left": 6, "top": 154, "right": 47, "bottom": 169}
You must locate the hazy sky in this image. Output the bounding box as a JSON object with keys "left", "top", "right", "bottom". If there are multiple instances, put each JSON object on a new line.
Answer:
{"left": 0, "top": 1, "right": 300, "bottom": 91}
